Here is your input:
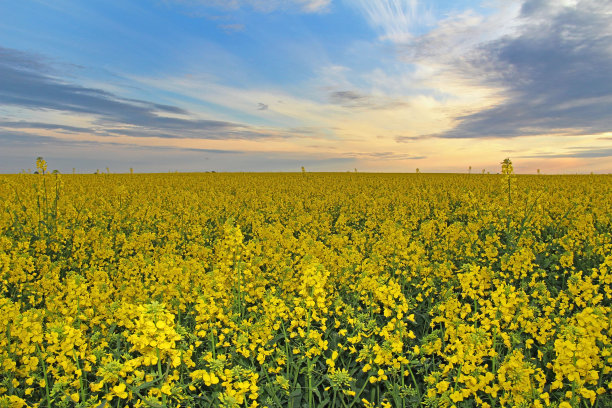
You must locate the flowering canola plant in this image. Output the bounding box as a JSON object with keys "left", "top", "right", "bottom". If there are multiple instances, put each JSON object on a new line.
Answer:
{"left": 0, "top": 161, "right": 611, "bottom": 408}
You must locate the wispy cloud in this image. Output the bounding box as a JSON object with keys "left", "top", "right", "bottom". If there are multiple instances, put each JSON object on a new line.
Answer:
{"left": 329, "top": 90, "right": 369, "bottom": 108}
{"left": 0, "top": 120, "right": 92, "bottom": 134}
{"left": 0, "top": 130, "right": 243, "bottom": 154}
{"left": 344, "top": 151, "right": 426, "bottom": 160}
{"left": 400, "top": 6, "right": 521, "bottom": 63}
{"left": 0, "top": 131, "right": 66, "bottom": 146}
{"left": 172, "top": 0, "right": 331, "bottom": 14}
{"left": 519, "top": 146, "right": 612, "bottom": 159}
{"left": 328, "top": 90, "right": 407, "bottom": 110}
{"left": 394, "top": 134, "right": 432, "bottom": 142}
{"left": 298, "top": 0, "right": 331, "bottom": 13}
{"left": 219, "top": 23, "right": 245, "bottom": 33}
{"left": 347, "top": 0, "right": 435, "bottom": 42}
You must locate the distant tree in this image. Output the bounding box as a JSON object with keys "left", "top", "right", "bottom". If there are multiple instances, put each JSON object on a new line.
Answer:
{"left": 469, "top": 165, "right": 472, "bottom": 174}
{"left": 416, "top": 168, "right": 420, "bottom": 174}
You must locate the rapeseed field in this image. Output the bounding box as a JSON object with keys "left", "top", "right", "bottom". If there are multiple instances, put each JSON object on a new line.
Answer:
{"left": 0, "top": 160, "right": 610, "bottom": 408}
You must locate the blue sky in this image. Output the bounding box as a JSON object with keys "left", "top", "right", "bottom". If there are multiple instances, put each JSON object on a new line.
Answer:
{"left": 1, "top": 0, "right": 611, "bottom": 173}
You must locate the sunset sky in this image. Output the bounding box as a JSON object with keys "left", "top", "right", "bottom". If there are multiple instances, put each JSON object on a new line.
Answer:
{"left": 1, "top": 0, "right": 611, "bottom": 173}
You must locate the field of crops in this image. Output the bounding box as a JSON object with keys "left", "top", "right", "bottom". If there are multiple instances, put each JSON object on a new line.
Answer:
{"left": 1, "top": 161, "right": 611, "bottom": 408}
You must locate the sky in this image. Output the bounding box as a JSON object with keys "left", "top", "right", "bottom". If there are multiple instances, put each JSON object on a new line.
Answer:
{"left": 1, "top": 0, "right": 611, "bottom": 173}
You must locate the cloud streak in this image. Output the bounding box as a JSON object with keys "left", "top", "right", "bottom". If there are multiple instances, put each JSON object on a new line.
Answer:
{"left": 0, "top": 129, "right": 244, "bottom": 154}
{"left": 0, "top": 121, "right": 92, "bottom": 134}
{"left": 219, "top": 23, "right": 245, "bottom": 33}
{"left": 343, "top": 151, "right": 425, "bottom": 160}
{"left": 347, "top": 0, "right": 434, "bottom": 42}
{"left": 328, "top": 90, "right": 407, "bottom": 110}
{"left": 0, "top": 47, "right": 279, "bottom": 140}
{"left": 519, "top": 146, "right": 612, "bottom": 159}
{"left": 174, "top": 0, "right": 330, "bottom": 14}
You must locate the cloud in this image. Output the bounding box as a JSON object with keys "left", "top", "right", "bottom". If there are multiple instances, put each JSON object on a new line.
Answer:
{"left": 219, "top": 23, "right": 245, "bottom": 32}
{"left": 400, "top": 7, "right": 521, "bottom": 64}
{"left": 0, "top": 131, "right": 65, "bottom": 146}
{"left": 0, "top": 121, "right": 92, "bottom": 134}
{"left": 347, "top": 0, "right": 435, "bottom": 42}
{"left": 0, "top": 47, "right": 277, "bottom": 140}
{"left": 329, "top": 90, "right": 369, "bottom": 107}
{"left": 0, "top": 129, "right": 243, "bottom": 154}
{"left": 343, "top": 151, "right": 426, "bottom": 160}
{"left": 519, "top": 146, "right": 612, "bottom": 159}
{"left": 421, "top": 0, "right": 612, "bottom": 139}
{"left": 394, "top": 134, "right": 432, "bottom": 142}
{"left": 172, "top": 0, "right": 330, "bottom": 14}
{"left": 328, "top": 90, "right": 407, "bottom": 110}
{"left": 256, "top": 102, "right": 268, "bottom": 110}
{"left": 298, "top": 0, "right": 331, "bottom": 13}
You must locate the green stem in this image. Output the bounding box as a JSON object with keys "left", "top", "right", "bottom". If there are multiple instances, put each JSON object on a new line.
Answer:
{"left": 73, "top": 351, "right": 87, "bottom": 405}
{"left": 307, "top": 305, "right": 313, "bottom": 408}
{"left": 400, "top": 365, "right": 406, "bottom": 408}
{"left": 5, "top": 322, "right": 15, "bottom": 395}
{"left": 405, "top": 361, "right": 421, "bottom": 401}
{"left": 353, "top": 377, "right": 370, "bottom": 404}
{"left": 593, "top": 361, "right": 605, "bottom": 408}
{"left": 157, "top": 348, "right": 167, "bottom": 407}
{"left": 492, "top": 328, "right": 498, "bottom": 373}
{"left": 507, "top": 178, "right": 511, "bottom": 205}
{"left": 36, "top": 345, "right": 52, "bottom": 408}
{"left": 209, "top": 325, "right": 217, "bottom": 360}
{"left": 280, "top": 320, "right": 292, "bottom": 380}
{"left": 262, "top": 368, "right": 284, "bottom": 407}
{"left": 37, "top": 185, "right": 42, "bottom": 238}
{"left": 234, "top": 252, "right": 243, "bottom": 317}
{"left": 570, "top": 380, "right": 578, "bottom": 408}
{"left": 308, "top": 358, "right": 313, "bottom": 408}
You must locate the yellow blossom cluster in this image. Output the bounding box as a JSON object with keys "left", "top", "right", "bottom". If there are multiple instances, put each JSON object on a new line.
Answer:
{"left": 0, "top": 166, "right": 611, "bottom": 407}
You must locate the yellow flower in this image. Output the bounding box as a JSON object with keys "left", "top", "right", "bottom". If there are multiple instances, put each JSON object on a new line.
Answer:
{"left": 450, "top": 391, "right": 463, "bottom": 402}
{"left": 113, "top": 383, "right": 128, "bottom": 399}
{"left": 436, "top": 381, "right": 450, "bottom": 393}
